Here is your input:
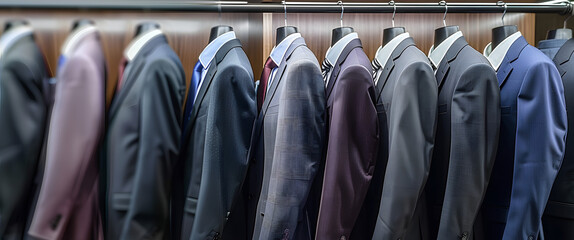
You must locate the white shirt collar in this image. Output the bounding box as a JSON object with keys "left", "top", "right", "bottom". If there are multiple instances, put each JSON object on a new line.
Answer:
{"left": 375, "top": 32, "right": 410, "bottom": 68}
{"left": 428, "top": 31, "right": 464, "bottom": 68}
{"left": 325, "top": 32, "right": 359, "bottom": 66}
{"left": 483, "top": 31, "right": 522, "bottom": 71}
{"left": 198, "top": 31, "right": 236, "bottom": 69}
{"left": 0, "top": 25, "right": 33, "bottom": 59}
{"left": 124, "top": 29, "right": 163, "bottom": 61}
{"left": 61, "top": 25, "right": 97, "bottom": 57}
{"left": 269, "top": 33, "right": 302, "bottom": 66}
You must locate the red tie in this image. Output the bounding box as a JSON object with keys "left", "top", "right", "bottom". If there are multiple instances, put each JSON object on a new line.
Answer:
{"left": 117, "top": 57, "right": 128, "bottom": 91}
{"left": 257, "top": 57, "right": 278, "bottom": 111}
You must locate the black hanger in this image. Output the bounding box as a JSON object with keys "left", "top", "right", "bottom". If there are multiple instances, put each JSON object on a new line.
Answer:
{"left": 433, "top": 1, "right": 459, "bottom": 47}
{"left": 134, "top": 22, "right": 160, "bottom": 38}
{"left": 275, "top": 1, "right": 298, "bottom": 45}
{"left": 382, "top": 1, "right": 405, "bottom": 46}
{"left": 209, "top": 25, "right": 233, "bottom": 43}
{"left": 491, "top": 2, "right": 517, "bottom": 50}
{"left": 4, "top": 20, "right": 28, "bottom": 32}
{"left": 71, "top": 19, "right": 94, "bottom": 31}
{"left": 331, "top": 1, "right": 354, "bottom": 46}
{"left": 546, "top": 15, "right": 572, "bottom": 40}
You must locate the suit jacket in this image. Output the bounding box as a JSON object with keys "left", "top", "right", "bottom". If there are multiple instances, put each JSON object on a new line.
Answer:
{"left": 315, "top": 38, "right": 378, "bottom": 240}
{"left": 105, "top": 34, "right": 186, "bottom": 240}
{"left": 0, "top": 33, "right": 50, "bottom": 240}
{"left": 27, "top": 30, "right": 106, "bottom": 240}
{"left": 243, "top": 37, "right": 326, "bottom": 240}
{"left": 477, "top": 36, "right": 567, "bottom": 240}
{"left": 542, "top": 38, "right": 574, "bottom": 240}
{"left": 424, "top": 36, "right": 500, "bottom": 240}
{"left": 538, "top": 38, "right": 568, "bottom": 60}
{"left": 362, "top": 37, "right": 438, "bottom": 240}
{"left": 172, "top": 39, "right": 256, "bottom": 240}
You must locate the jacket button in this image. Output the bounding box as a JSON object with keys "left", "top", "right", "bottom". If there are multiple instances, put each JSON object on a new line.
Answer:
{"left": 51, "top": 214, "right": 62, "bottom": 230}
{"left": 260, "top": 212, "right": 264, "bottom": 216}
{"left": 461, "top": 232, "right": 468, "bottom": 240}
{"left": 528, "top": 236, "right": 533, "bottom": 240}
{"left": 340, "top": 236, "right": 346, "bottom": 240}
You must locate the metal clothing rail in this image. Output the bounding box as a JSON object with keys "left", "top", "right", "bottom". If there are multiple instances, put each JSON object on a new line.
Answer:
{"left": 0, "top": 1, "right": 572, "bottom": 15}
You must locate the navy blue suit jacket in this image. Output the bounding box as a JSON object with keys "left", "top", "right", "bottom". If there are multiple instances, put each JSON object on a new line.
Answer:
{"left": 478, "top": 36, "right": 567, "bottom": 240}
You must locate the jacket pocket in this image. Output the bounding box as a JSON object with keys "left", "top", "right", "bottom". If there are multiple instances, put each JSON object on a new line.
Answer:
{"left": 112, "top": 193, "right": 131, "bottom": 211}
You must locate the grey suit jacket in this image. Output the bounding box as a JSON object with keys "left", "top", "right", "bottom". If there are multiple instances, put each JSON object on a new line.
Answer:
{"left": 424, "top": 36, "right": 500, "bottom": 239}
{"left": 105, "top": 35, "right": 185, "bottom": 240}
{"left": 0, "top": 33, "right": 50, "bottom": 240}
{"left": 173, "top": 39, "right": 256, "bottom": 240}
{"left": 365, "top": 37, "right": 438, "bottom": 240}
{"left": 244, "top": 37, "right": 326, "bottom": 240}
{"left": 28, "top": 30, "right": 106, "bottom": 240}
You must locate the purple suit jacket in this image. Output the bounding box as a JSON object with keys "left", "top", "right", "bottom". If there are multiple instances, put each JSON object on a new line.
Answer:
{"left": 28, "top": 30, "right": 106, "bottom": 240}
{"left": 315, "top": 38, "right": 379, "bottom": 239}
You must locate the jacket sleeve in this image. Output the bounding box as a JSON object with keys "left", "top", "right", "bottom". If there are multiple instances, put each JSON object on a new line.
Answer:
{"left": 316, "top": 64, "right": 378, "bottom": 240}
{"left": 503, "top": 62, "right": 567, "bottom": 240}
{"left": 437, "top": 63, "right": 500, "bottom": 239}
{"left": 189, "top": 64, "right": 257, "bottom": 239}
{"left": 257, "top": 59, "right": 326, "bottom": 240}
{"left": 119, "top": 59, "right": 185, "bottom": 240}
{"left": 374, "top": 61, "right": 438, "bottom": 239}
{"left": 27, "top": 55, "right": 104, "bottom": 240}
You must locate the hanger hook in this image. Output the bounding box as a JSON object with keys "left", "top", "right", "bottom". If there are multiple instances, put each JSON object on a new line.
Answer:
{"left": 283, "top": 0, "right": 287, "bottom": 26}
{"left": 338, "top": 1, "right": 344, "bottom": 27}
{"left": 390, "top": 1, "right": 396, "bottom": 28}
{"left": 564, "top": 1, "right": 573, "bottom": 29}
{"left": 439, "top": 1, "right": 447, "bottom": 27}
{"left": 497, "top": 1, "right": 507, "bottom": 25}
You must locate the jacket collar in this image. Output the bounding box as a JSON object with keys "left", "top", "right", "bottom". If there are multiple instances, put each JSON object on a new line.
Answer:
{"left": 435, "top": 36, "right": 468, "bottom": 89}
{"left": 0, "top": 25, "right": 33, "bottom": 59}
{"left": 325, "top": 38, "right": 363, "bottom": 98}
{"left": 553, "top": 38, "right": 574, "bottom": 77}
{"left": 484, "top": 31, "right": 522, "bottom": 71}
{"left": 428, "top": 31, "right": 463, "bottom": 69}
{"left": 61, "top": 25, "right": 97, "bottom": 58}
{"left": 124, "top": 29, "right": 163, "bottom": 62}
{"left": 495, "top": 36, "right": 528, "bottom": 87}
{"left": 375, "top": 36, "right": 416, "bottom": 101}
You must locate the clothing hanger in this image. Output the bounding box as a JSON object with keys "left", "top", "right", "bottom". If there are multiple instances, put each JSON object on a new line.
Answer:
{"left": 4, "top": 20, "right": 28, "bottom": 32}
{"left": 546, "top": 5, "right": 572, "bottom": 40}
{"left": 331, "top": 0, "right": 354, "bottom": 46}
{"left": 491, "top": 1, "right": 518, "bottom": 49}
{"left": 433, "top": 0, "right": 459, "bottom": 47}
{"left": 275, "top": 0, "right": 298, "bottom": 45}
{"left": 71, "top": 19, "right": 94, "bottom": 31}
{"left": 134, "top": 22, "right": 160, "bottom": 38}
{"left": 382, "top": 1, "right": 406, "bottom": 46}
{"left": 209, "top": 3, "right": 233, "bottom": 43}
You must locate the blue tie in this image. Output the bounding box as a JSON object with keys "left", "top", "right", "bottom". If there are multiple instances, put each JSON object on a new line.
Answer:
{"left": 57, "top": 55, "right": 66, "bottom": 72}
{"left": 183, "top": 60, "right": 204, "bottom": 130}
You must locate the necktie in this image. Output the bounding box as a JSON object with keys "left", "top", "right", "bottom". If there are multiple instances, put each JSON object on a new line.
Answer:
{"left": 321, "top": 58, "right": 333, "bottom": 83}
{"left": 372, "top": 58, "right": 382, "bottom": 84}
{"left": 257, "top": 57, "right": 277, "bottom": 111}
{"left": 183, "top": 60, "right": 204, "bottom": 129}
{"left": 117, "top": 57, "right": 128, "bottom": 91}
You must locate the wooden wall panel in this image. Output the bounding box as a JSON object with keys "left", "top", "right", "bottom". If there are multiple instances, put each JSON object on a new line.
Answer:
{"left": 263, "top": 12, "right": 535, "bottom": 65}
{"left": 0, "top": 10, "right": 263, "bottom": 107}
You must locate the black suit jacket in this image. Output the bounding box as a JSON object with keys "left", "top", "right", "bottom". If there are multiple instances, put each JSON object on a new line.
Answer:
{"left": 0, "top": 33, "right": 50, "bottom": 240}
{"left": 172, "top": 39, "right": 256, "bottom": 240}
{"left": 105, "top": 35, "right": 186, "bottom": 240}
{"left": 424, "top": 37, "right": 500, "bottom": 239}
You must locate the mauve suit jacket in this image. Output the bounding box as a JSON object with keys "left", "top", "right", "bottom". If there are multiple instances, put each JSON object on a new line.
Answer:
{"left": 477, "top": 36, "right": 566, "bottom": 240}
{"left": 172, "top": 39, "right": 256, "bottom": 240}
{"left": 244, "top": 37, "right": 326, "bottom": 240}
{"left": 542, "top": 38, "right": 574, "bottom": 240}
{"left": 316, "top": 38, "right": 379, "bottom": 240}
{"left": 27, "top": 30, "right": 106, "bottom": 240}
{"left": 105, "top": 34, "right": 185, "bottom": 240}
{"left": 0, "top": 33, "right": 50, "bottom": 240}
{"left": 425, "top": 36, "right": 500, "bottom": 240}
{"left": 363, "top": 37, "right": 438, "bottom": 240}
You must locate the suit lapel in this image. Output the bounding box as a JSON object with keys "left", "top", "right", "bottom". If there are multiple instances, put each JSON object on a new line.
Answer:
{"left": 326, "top": 38, "right": 363, "bottom": 99}
{"left": 375, "top": 37, "right": 415, "bottom": 101}
{"left": 553, "top": 38, "right": 574, "bottom": 78}
{"left": 497, "top": 36, "right": 527, "bottom": 88}
{"left": 435, "top": 37, "right": 467, "bottom": 90}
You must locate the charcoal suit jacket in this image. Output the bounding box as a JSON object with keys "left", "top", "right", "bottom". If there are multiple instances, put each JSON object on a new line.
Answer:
{"left": 542, "top": 38, "right": 574, "bottom": 240}
{"left": 172, "top": 38, "right": 256, "bottom": 240}
{"left": 425, "top": 36, "right": 500, "bottom": 240}
{"left": 363, "top": 37, "right": 438, "bottom": 240}
{"left": 316, "top": 38, "right": 379, "bottom": 240}
{"left": 0, "top": 32, "right": 50, "bottom": 240}
{"left": 27, "top": 30, "right": 106, "bottom": 240}
{"left": 243, "top": 37, "right": 326, "bottom": 240}
{"left": 477, "top": 36, "right": 567, "bottom": 240}
{"left": 105, "top": 34, "right": 186, "bottom": 240}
